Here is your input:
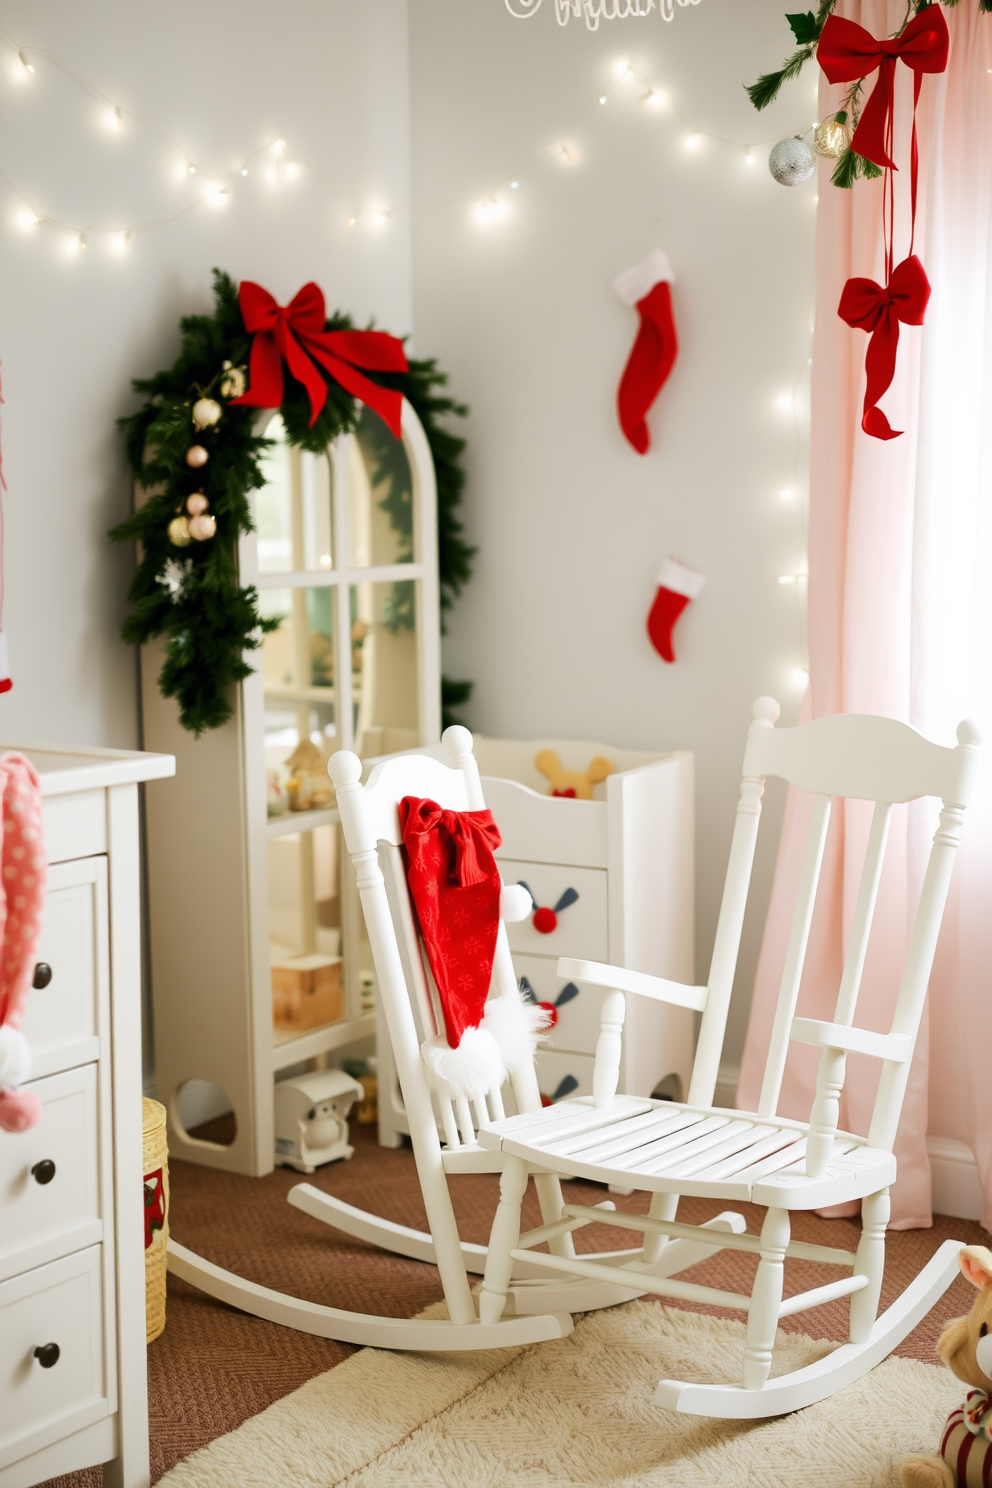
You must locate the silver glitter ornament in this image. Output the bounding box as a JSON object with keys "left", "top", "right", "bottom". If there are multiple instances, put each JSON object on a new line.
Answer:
{"left": 768, "top": 135, "right": 816, "bottom": 187}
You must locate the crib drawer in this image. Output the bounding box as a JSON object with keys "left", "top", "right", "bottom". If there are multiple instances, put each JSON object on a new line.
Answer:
{"left": 0, "top": 1247, "right": 110, "bottom": 1472}
{"left": 21, "top": 859, "right": 108, "bottom": 1081}
{"left": 513, "top": 954, "right": 605, "bottom": 1058}
{"left": 0, "top": 1065, "right": 102, "bottom": 1284}
{"left": 499, "top": 861, "right": 608, "bottom": 961}
{"left": 534, "top": 1049, "right": 595, "bottom": 1106}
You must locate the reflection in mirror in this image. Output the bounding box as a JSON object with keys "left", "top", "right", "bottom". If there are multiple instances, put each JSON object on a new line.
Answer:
{"left": 347, "top": 406, "right": 416, "bottom": 569}
{"left": 261, "top": 587, "right": 336, "bottom": 821}
{"left": 352, "top": 580, "right": 420, "bottom": 758}
{"left": 269, "top": 823, "right": 346, "bottom": 1044}
{"left": 257, "top": 414, "right": 333, "bottom": 575}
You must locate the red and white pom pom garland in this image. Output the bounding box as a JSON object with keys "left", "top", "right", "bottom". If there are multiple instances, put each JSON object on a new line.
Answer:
{"left": 646, "top": 558, "right": 705, "bottom": 664}
{"left": 614, "top": 249, "right": 679, "bottom": 455}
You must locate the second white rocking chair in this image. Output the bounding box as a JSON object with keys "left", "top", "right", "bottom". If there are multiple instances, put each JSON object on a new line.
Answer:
{"left": 473, "top": 696, "right": 979, "bottom": 1416}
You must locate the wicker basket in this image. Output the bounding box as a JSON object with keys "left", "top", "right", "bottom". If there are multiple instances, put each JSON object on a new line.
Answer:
{"left": 142, "top": 1097, "right": 169, "bottom": 1343}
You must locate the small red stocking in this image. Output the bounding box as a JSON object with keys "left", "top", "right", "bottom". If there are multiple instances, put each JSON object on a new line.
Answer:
{"left": 614, "top": 249, "right": 678, "bottom": 455}
{"left": 646, "top": 558, "right": 705, "bottom": 664}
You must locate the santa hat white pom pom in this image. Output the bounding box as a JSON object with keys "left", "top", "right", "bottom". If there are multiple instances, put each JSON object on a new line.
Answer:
{"left": 0, "top": 1025, "right": 32, "bottom": 1089}
{"left": 499, "top": 883, "right": 532, "bottom": 924}
{"left": 481, "top": 989, "right": 551, "bottom": 1070}
{"left": 421, "top": 1025, "right": 506, "bottom": 1102}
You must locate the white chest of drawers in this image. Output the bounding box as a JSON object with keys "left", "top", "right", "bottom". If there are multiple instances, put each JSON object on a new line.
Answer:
{"left": 0, "top": 743, "right": 174, "bottom": 1488}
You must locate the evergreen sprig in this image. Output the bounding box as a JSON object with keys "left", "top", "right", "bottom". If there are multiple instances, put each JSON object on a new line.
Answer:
{"left": 745, "top": 0, "right": 837, "bottom": 110}
{"left": 112, "top": 269, "right": 474, "bottom": 735}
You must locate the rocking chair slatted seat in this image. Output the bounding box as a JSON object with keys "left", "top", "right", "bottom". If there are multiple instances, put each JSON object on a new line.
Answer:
{"left": 473, "top": 697, "right": 980, "bottom": 1417}
{"left": 169, "top": 725, "right": 744, "bottom": 1347}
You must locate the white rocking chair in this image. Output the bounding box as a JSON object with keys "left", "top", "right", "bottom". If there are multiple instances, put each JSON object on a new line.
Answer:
{"left": 169, "top": 724, "right": 744, "bottom": 1349}
{"left": 472, "top": 696, "right": 980, "bottom": 1416}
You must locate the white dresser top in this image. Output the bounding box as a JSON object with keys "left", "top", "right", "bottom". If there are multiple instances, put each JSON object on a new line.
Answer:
{"left": 0, "top": 741, "right": 175, "bottom": 796}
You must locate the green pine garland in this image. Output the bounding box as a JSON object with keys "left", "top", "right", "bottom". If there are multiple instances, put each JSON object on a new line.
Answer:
{"left": 747, "top": 1, "right": 989, "bottom": 188}
{"left": 111, "top": 269, "right": 475, "bottom": 735}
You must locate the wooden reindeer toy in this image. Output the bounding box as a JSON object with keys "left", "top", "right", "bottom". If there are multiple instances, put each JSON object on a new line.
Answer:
{"left": 903, "top": 1247, "right": 992, "bottom": 1488}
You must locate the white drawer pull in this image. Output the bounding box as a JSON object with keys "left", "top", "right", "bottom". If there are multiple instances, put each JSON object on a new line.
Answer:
{"left": 33, "top": 1342, "right": 60, "bottom": 1369}
{"left": 32, "top": 962, "right": 53, "bottom": 989}
{"left": 31, "top": 1159, "right": 56, "bottom": 1186}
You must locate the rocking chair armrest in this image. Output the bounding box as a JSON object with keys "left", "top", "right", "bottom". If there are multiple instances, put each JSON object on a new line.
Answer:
{"left": 557, "top": 958, "right": 708, "bottom": 1014}
{"left": 791, "top": 1018, "right": 912, "bottom": 1064}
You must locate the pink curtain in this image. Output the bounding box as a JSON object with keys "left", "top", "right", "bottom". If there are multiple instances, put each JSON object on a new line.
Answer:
{"left": 738, "top": 0, "right": 992, "bottom": 1229}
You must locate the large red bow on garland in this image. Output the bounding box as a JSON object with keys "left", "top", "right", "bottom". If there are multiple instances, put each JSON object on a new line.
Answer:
{"left": 838, "top": 254, "right": 930, "bottom": 441}
{"left": 398, "top": 797, "right": 503, "bottom": 1050}
{"left": 817, "top": 6, "right": 948, "bottom": 171}
{"left": 231, "top": 280, "right": 408, "bottom": 436}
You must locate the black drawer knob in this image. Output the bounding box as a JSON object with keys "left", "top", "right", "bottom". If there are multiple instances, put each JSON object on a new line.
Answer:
{"left": 34, "top": 1343, "right": 60, "bottom": 1369}
{"left": 31, "top": 1159, "right": 56, "bottom": 1185}
{"left": 32, "top": 963, "right": 52, "bottom": 989}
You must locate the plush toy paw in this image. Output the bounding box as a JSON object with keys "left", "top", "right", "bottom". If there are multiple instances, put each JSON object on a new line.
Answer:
{"left": 0, "top": 1023, "right": 31, "bottom": 1088}
{"left": 901, "top": 1455, "right": 955, "bottom": 1488}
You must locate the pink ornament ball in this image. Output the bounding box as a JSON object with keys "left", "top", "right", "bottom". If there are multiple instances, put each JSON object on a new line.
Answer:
{"left": 185, "top": 445, "right": 209, "bottom": 469}
{"left": 186, "top": 492, "right": 209, "bottom": 516}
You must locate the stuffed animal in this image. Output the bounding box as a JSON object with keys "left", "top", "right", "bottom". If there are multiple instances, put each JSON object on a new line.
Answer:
{"left": 902, "top": 1246, "right": 992, "bottom": 1487}
{"left": 535, "top": 749, "right": 613, "bottom": 801}
{"left": 0, "top": 753, "right": 47, "bottom": 1133}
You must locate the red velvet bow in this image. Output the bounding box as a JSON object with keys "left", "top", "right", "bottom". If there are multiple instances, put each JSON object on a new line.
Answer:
{"left": 817, "top": 6, "right": 948, "bottom": 171}
{"left": 231, "top": 280, "right": 408, "bottom": 435}
{"left": 399, "top": 797, "right": 503, "bottom": 1049}
{"left": 838, "top": 254, "right": 930, "bottom": 441}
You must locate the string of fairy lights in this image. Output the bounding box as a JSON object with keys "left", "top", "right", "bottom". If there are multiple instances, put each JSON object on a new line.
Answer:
{"left": 1, "top": 25, "right": 813, "bottom": 694}
{"left": 0, "top": 32, "right": 817, "bottom": 250}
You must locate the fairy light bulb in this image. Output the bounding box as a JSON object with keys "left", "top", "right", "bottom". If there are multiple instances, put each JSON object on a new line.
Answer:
{"left": 685, "top": 132, "right": 700, "bottom": 150}
{"left": 18, "top": 210, "right": 39, "bottom": 229}
{"left": 599, "top": 95, "right": 607, "bottom": 105}
{"left": 745, "top": 145, "right": 755, "bottom": 166}
{"left": 108, "top": 105, "right": 123, "bottom": 131}
{"left": 18, "top": 49, "right": 34, "bottom": 74}
{"left": 643, "top": 89, "right": 666, "bottom": 108}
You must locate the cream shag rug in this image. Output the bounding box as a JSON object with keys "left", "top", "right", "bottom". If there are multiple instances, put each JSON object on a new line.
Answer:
{"left": 158, "top": 1302, "right": 960, "bottom": 1487}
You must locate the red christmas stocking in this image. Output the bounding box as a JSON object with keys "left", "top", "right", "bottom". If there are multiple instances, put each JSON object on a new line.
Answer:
{"left": 614, "top": 249, "right": 678, "bottom": 454}
{"left": 646, "top": 558, "right": 705, "bottom": 664}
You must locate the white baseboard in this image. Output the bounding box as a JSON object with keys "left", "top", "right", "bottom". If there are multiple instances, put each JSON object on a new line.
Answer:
{"left": 714, "top": 1063, "right": 985, "bottom": 1223}
{"left": 928, "top": 1136, "right": 985, "bottom": 1223}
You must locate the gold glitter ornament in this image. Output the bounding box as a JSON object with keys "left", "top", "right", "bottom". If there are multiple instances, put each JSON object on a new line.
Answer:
{"left": 814, "top": 117, "right": 851, "bottom": 159}
{"left": 219, "top": 361, "right": 246, "bottom": 399}
{"left": 168, "top": 516, "right": 192, "bottom": 547}
{"left": 191, "top": 397, "right": 222, "bottom": 431}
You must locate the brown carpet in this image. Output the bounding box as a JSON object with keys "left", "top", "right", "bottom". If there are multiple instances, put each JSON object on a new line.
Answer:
{"left": 42, "top": 1122, "right": 988, "bottom": 1487}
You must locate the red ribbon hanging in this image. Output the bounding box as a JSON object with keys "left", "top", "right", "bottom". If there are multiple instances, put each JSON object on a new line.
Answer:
{"left": 838, "top": 254, "right": 930, "bottom": 441}
{"left": 230, "top": 280, "right": 408, "bottom": 435}
{"left": 398, "top": 797, "right": 504, "bottom": 1050}
{"left": 817, "top": 6, "right": 949, "bottom": 172}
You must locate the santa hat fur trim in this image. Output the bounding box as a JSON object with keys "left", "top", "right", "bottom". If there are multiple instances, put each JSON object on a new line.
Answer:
{"left": 420, "top": 989, "right": 552, "bottom": 1102}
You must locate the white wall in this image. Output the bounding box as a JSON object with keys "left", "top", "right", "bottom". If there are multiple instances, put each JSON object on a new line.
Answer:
{"left": 408, "top": 0, "right": 816, "bottom": 1066}
{"left": 0, "top": 0, "right": 412, "bottom": 748}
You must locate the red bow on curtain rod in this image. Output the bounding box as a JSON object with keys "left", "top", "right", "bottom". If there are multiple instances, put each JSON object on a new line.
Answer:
{"left": 231, "top": 280, "right": 408, "bottom": 436}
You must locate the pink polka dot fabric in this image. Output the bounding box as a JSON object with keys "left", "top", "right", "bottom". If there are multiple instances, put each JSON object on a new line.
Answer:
{"left": 0, "top": 753, "right": 46, "bottom": 1132}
